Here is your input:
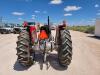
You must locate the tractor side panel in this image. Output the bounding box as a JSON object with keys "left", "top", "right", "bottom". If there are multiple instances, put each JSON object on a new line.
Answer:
{"left": 30, "top": 26, "right": 37, "bottom": 44}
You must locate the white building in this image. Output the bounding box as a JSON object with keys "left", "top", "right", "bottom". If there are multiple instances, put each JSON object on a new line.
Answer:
{"left": 95, "top": 19, "right": 100, "bottom": 37}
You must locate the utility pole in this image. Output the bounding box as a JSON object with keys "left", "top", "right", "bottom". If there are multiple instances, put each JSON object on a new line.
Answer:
{"left": 48, "top": 16, "right": 50, "bottom": 27}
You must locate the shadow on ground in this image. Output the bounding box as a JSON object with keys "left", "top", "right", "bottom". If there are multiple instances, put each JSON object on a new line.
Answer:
{"left": 88, "top": 35, "right": 100, "bottom": 40}
{"left": 13, "top": 51, "right": 67, "bottom": 71}
{"left": 13, "top": 61, "right": 32, "bottom": 71}
{"left": 35, "top": 53, "right": 68, "bottom": 71}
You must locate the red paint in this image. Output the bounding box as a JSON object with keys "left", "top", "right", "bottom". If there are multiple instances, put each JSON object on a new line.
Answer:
{"left": 30, "top": 26, "right": 37, "bottom": 43}
{"left": 30, "top": 26, "right": 36, "bottom": 33}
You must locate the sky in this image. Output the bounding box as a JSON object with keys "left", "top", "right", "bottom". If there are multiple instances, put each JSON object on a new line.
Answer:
{"left": 0, "top": 0, "right": 100, "bottom": 25}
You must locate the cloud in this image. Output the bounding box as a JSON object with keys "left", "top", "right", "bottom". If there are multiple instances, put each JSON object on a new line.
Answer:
{"left": 97, "top": 13, "right": 100, "bottom": 15}
{"left": 88, "top": 19, "right": 96, "bottom": 23}
{"left": 32, "top": 15, "right": 35, "bottom": 19}
{"left": 95, "top": 4, "right": 99, "bottom": 8}
{"left": 12, "top": 12, "right": 24, "bottom": 16}
{"left": 50, "top": 0, "right": 62, "bottom": 4}
{"left": 18, "top": 18, "right": 22, "bottom": 20}
{"left": 64, "top": 6, "right": 82, "bottom": 12}
{"left": 92, "top": 18, "right": 96, "bottom": 21}
{"left": 64, "top": 13, "right": 72, "bottom": 16}
{"left": 43, "top": 11, "right": 47, "bottom": 14}
{"left": 25, "top": 0, "right": 32, "bottom": 2}
{"left": 88, "top": 20, "right": 95, "bottom": 23}
{"left": 34, "top": 10, "right": 40, "bottom": 13}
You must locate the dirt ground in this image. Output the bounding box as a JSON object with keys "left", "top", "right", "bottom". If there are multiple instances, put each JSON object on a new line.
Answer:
{"left": 0, "top": 30, "right": 100, "bottom": 75}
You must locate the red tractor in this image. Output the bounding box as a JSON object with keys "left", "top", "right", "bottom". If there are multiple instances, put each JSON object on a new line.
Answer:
{"left": 16, "top": 16, "right": 72, "bottom": 67}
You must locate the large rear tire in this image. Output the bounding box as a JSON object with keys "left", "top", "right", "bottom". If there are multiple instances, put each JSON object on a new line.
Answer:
{"left": 16, "top": 30, "right": 34, "bottom": 66}
{"left": 58, "top": 30, "right": 72, "bottom": 67}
